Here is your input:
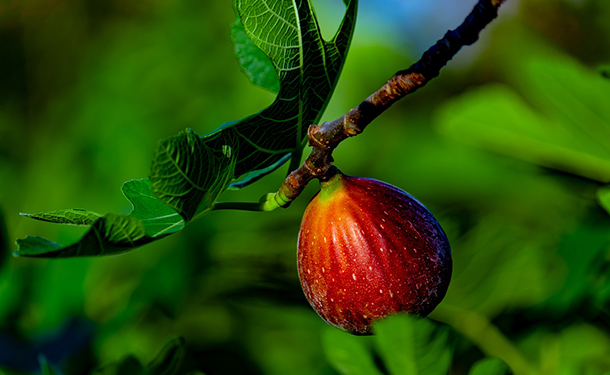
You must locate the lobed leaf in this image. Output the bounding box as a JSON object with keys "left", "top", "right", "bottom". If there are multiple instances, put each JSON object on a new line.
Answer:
{"left": 150, "top": 0, "right": 357, "bottom": 217}
{"left": 373, "top": 314, "right": 453, "bottom": 375}
{"left": 227, "top": 153, "right": 292, "bottom": 190}
{"left": 150, "top": 129, "right": 237, "bottom": 222}
{"left": 17, "top": 214, "right": 150, "bottom": 258}
{"left": 152, "top": 0, "right": 358, "bottom": 217}
{"left": 122, "top": 178, "right": 184, "bottom": 237}
{"left": 16, "top": 179, "right": 181, "bottom": 257}
{"left": 231, "top": 16, "right": 280, "bottom": 93}
{"left": 227, "top": 0, "right": 357, "bottom": 184}
{"left": 17, "top": 0, "right": 358, "bottom": 257}
{"left": 20, "top": 209, "right": 103, "bottom": 226}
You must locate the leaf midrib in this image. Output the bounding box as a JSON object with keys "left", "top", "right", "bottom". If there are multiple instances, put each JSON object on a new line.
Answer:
{"left": 293, "top": 0, "right": 305, "bottom": 149}
{"left": 162, "top": 144, "right": 206, "bottom": 193}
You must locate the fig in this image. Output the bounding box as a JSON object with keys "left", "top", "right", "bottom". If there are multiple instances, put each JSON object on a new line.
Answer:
{"left": 297, "top": 171, "right": 451, "bottom": 335}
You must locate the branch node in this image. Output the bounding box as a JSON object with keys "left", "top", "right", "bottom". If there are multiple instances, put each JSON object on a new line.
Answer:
{"left": 343, "top": 116, "right": 361, "bottom": 137}
{"left": 267, "top": 0, "right": 506, "bottom": 209}
{"left": 304, "top": 157, "right": 327, "bottom": 175}
{"left": 308, "top": 124, "right": 332, "bottom": 150}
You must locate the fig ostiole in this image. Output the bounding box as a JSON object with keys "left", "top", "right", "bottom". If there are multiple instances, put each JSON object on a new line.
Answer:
{"left": 297, "top": 171, "right": 451, "bottom": 335}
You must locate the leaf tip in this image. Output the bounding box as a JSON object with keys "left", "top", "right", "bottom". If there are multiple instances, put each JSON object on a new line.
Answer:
{"left": 15, "top": 235, "right": 63, "bottom": 257}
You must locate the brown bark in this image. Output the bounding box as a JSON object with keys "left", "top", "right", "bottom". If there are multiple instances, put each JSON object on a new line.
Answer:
{"left": 273, "top": 0, "right": 507, "bottom": 208}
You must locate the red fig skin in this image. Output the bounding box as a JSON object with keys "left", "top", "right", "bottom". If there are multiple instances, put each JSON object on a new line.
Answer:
{"left": 297, "top": 173, "right": 451, "bottom": 335}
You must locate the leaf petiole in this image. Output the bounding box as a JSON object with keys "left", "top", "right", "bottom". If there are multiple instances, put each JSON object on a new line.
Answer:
{"left": 211, "top": 192, "right": 287, "bottom": 212}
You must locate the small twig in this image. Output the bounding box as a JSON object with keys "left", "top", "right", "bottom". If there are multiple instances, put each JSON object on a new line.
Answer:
{"left": 268, "top": 0, "right": 506, "bottom": 208}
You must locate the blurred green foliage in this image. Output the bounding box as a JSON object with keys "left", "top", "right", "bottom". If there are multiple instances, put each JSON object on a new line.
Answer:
{"left": 1, "top": 0, "right": 610, "bottom": 374}
{"left": 324, "top": 314, "right": 453, "bottom": 375}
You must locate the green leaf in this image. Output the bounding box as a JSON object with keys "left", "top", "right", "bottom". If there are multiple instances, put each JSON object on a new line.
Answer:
{"left": 373, "top": 314, "right": 453, "bottom": 375}
{"left": 122, "top": 178, "right": 184, "bottom": 237}
{"left": 146, "top": 337, "right": 186, "bottom": 375}
{"left": 15, "top": 236, "right": 63, "bottom": 256}
{"left": 228, "top": 153, "right": 291, "bottom": 190}
{"left": 150, "top": 129, "right": 238, "bottom": 222}
{"left": 18, "top": 0, "right": 358, "bottom": 256}
{"left": 20, "top": 209, "right": 103, "bottom": 226}
{"left": 438, "top": 53, "right": 610, "bottom": 182}
{"left": 542, "top": 206, "right": 610, "bottom": 312}
{"left": 467, "top": 357, "right": 510, "bottom": 375}
{"left": 227, "top": 0, "right": 357, "bottom": 180}
{"left": 151, "top": 0, "right": 358, "bottom": 218}
{"left": 231, "top": 16, "right": 280, "bottom": 93}
{"left": 323, "top": 329, "right": 383, "bottom": 375}
{"left": 16, "top": 179, "right": 181, "bottom": 258}
{"left": 17, "top": 214, "right": 151, "bottom": 258}
{"left": 323, "top": 315, "right": 453, "bottom": 375}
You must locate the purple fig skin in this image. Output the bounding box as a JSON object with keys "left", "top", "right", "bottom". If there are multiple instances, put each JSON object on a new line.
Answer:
{"left": 297, "top": 173, "right": 451, "bottom": 335}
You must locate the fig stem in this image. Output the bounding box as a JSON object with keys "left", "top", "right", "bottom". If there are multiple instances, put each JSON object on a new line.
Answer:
{"left": 211, "top": 197, "right": 280, "bottom": 212}
{"left": 269, "top": 0, "right": 507, "bottom": 207}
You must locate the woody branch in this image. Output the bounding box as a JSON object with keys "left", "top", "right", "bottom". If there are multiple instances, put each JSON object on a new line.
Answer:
{"left": 271, "top": 0, "right": 507, "bottom": 208}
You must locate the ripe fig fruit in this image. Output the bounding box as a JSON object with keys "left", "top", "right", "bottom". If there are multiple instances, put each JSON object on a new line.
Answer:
{"left": 297, "top": 172, "right": 451, "bottom": 335}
